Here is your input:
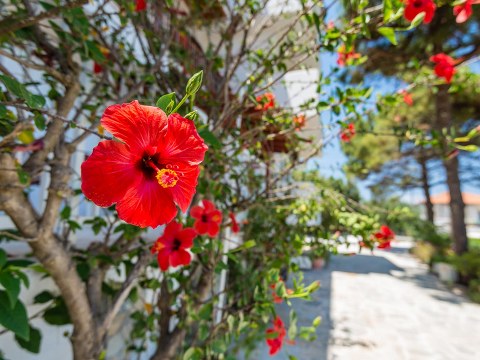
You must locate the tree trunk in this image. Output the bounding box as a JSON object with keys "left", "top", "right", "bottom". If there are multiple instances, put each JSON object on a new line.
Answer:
{"left": 418, "top": 151, "right": 434, "bottom": 223}
{"left": 435, "top": 85, "right": 468, "bottom": 254}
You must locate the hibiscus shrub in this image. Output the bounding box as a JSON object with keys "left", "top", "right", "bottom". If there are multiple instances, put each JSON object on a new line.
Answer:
{"left": 0, "top": 0, "right": 474, "bottom": 359}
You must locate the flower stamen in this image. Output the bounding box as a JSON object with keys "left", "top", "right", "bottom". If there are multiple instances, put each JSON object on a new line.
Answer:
{"left": 156, "top": 168, "right": 179, "bottom": 188}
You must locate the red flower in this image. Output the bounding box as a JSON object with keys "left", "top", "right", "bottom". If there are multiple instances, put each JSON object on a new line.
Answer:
{"left": 404, "top": 0, "right": 436, "bottom": 24}
{"left": 454, "top": 0, "right": 480, "bottom": 23}
{"left": 81, "top": 101, "right": 207, "bottom": 228}
{"left": 190, "top": 200, "right": 223, "bottom": 237}
{"left": 337, "top": 45, "right": 360, "bottom": 67}
{"left": 374, "top": 225, "right": 395, "bottom": 249}
{"left": 265, "top": 316, "right": 287, "bottom": 356}
{"left": 399, "top": 89, "right": 413, "bottom": 106}
{"left": 430, "top": 53, "right": 457, "bottom": 83}
{"left": 293, "top": 114, "right": 306, "bottom": 130}
{"left": 135, "top": 0, "right": 146, "bottom": 12}
{"left": 229, "top": 212, "right": 240, "bottom": 234}
{"left": 255, "top": 93, "right": 275, "bottom": 111}
{"left": 151, "top": 221, "right": 196, "bottom": 271}
{"left": 340, "top": 123, "right": 356, "bottom": 142}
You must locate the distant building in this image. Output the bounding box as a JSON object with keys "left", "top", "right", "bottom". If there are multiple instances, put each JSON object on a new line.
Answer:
{"left": 421, "top": 192, "right": 480, "bottom": 238}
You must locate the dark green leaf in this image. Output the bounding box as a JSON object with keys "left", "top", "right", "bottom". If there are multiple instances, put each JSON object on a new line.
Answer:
{"left": 0, "top": 272, "right": 21, "bottom": 308}
{"left": 15, "top": 326, "right": 41, "bottom": 353}
{"left": 33, "top": 113, "right": 46, "bottom": 131}
{"left": 43, "top": 301, "right": 71, "bottom": 325}
{"left": 0, "top": 249, "right": 6, "bottom": 269}
{"left": 34, "top": 291, "right": 55, "bottom": 304}
{"left": 0, "top": 290, "right": 30, "bottom": 340}
{"left": 198, "top": 128, "right": 221, "bottom": 150}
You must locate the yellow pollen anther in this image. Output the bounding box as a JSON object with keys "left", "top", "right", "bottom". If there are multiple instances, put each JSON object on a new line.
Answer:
{"left": 156, "top": 168, "right": 179, "bottom": 188}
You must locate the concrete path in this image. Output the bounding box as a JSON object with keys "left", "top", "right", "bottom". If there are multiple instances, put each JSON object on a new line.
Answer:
{"left": 248, "top": 242, "right": 480, "bottom": 360}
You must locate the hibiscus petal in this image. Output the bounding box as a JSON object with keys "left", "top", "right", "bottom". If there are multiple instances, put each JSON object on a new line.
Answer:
{"left": 190, "top": 205, "right": 204, "bottom": 219}
{"left": 169, "top": 164, "right": 200, "bottom": 213}
{"left": 157, "top": 249, "right": 171, "bottom": 271}
{"left": 116, "top": 179, "right": 177, "bottom": 228}
{"left": 101, "top": 100, "right": 168, "bottom": 153}
{"left": 207, "top": 222, "right": 220, "bottom": 237}
{"left": 81, "top": 140, "right": 140, "bottom": 207}
{"left": 160, "top": 113, "right": 208, "bottom": 166}
{"left": 177, "top": 228, "right": 197, "bottom": 249}
{"left": 202, "top": 199, "right": 215, "bottom": 212}
{"left": 170, "top": 250, "right": 191, "bottom": 268}
{"left": 194, "top": 220, "right": 209, "bottom": 235}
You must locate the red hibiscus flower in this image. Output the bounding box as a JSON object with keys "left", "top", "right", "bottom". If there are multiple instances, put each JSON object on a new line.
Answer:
{"left": 151, "top": 221, "right": 196, "bottom": 271}
{"left": 135, "top": 0, "right": 146, "bottom": 12}
{"left": 81, "top": 101, "right": 208, "bottom": 228}
{"left": 430, "top": 53, "right": 457, "bottom": 83}
{"left": 337, "top": 45, "right": 360, "bottom": 67}
{"left": 269, "top": 279, "right": 293, "bottom": 304}
{"left": 340, "top": 123, "right": 356, "bottom": 142}
{"left": 399, "top": 89, "right": 413, "bottom": 106}
{"left": 404, "top": 0, "right": 436, "bottom": 24}
{"left": 293, "top": 114, "right": 306, "bottom": 130}
{"left": 229, "top": 212, "right": 240, "bottom": 234}
{"left": 190, "top": 200, "right": 223, "bottom": 237}
{"left": 374, "top": 225, "right": 395, "bottom": 249}
{"left": 265, "top": 316, "right": 287, "bottom": 356}
{"left": 255, "top": 93, "right": 276, "bottom": 111}
{"left": 454, "top": 0, "right": 480, "bottom": 23}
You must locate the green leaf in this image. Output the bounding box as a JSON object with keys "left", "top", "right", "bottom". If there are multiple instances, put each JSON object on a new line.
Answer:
{"left": 33, "top": 291, "right": 55, "bottom": 304}
{"left": 0, "top": 290, "right": 30, "bottom": 340}
{"left": 185, "top": 70, "right": 203, "bottom": 96}
{"left": 455, "top": 144, "right": 478, "bottom": 152}
{"left": 0, "top": 272, "right": 21, "bottom": 308}
{"left": 43, "top": 301, "right": 71, "bottom": 325}
{"left": 0, "top": 249, "right": 6, "bottom": 269}
{"left": 378, "top": 27, "right": 397, "bottom": 46}
{"left": 383, "top": 0, "right": 393, "bottom": 22}
{"left": 17, "top": 129, "right": 35, "bottom": 144}
{"left": 212, "top": 338, "right": 227, "bottom": 354}
{"left": 15, "top": 326, "right": 41, "bottom": 353}
{"left": 156, "top": 92, "right": 176, "bottom": 114}
{"left": 0, "top": 75, "right": 23, "bottom": 98}
{"left": 198, "top": 128, "right": 221, "bottom": 150}
{"left": 198, "top": 303, "right": 213, "bottom": 321}
{"left": 229, "top": 240, "right": 256, "bottom": 253}
{"left": 17, "top": 168, "right": 30, "bottom": 185}
{"left": 312, "top": 316, "right": 322, "bottom": 327}
{"left": 183, "top": 347, "right": 204, "bottom": 360}
{"left": 34, "top": 113, "right": 46, "bottom": 131}
{"left": 60, "top": 206, "right": 71, "bottom": 220}
{"left": 407, "top": 13, "right": 425, "bottom": 29}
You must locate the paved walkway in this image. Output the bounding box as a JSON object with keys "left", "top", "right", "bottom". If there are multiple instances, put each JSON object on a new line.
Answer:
{"left": 249, "top": 242, "right": 480, "bottom": 360}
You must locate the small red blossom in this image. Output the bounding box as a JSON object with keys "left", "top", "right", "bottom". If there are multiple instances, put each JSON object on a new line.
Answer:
{"left": 229, "top": 212, "right": 240, "bottom": 234}
{"left": 265, "top": 316, "right": 287, "bottom": 356}
{"left": 293, "top": 114, "right": 306, "bottom": 130}
{"left": 404, "top": 0, "right": 436, "bottom": 24}
{"left": 151, "top": 221, "right": 196, "bottom": 271}
{"left": 374, "top": 225, "right": 395, "bottom": 249}
{"left": 399, "top": 89, "right": 413, "bottom": 106}
{"left": 255, "top": 93, "right": 276, "bottom": 111}
{"left": 81, "top": 101, "right": 208, "bottom": 228}
{"left": 454, "top": 0, "right": 480, "bottom": 23}
{"left": 340, "top": 123, "right": 356, "bottom": 142}
{"left": 190, "top": 200, "right": 223, "bottom": 237}
{"left": 327, "top": 21, "right": 335, "bottom": 30}
{"left": 430, "top": 53, "right": 457, "bottom": 83}
{"left": 337, "top": 45, "right": 360, "bottom": 67}
{"left": 135, "top": 0, "right": 146, "bottom": 12}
